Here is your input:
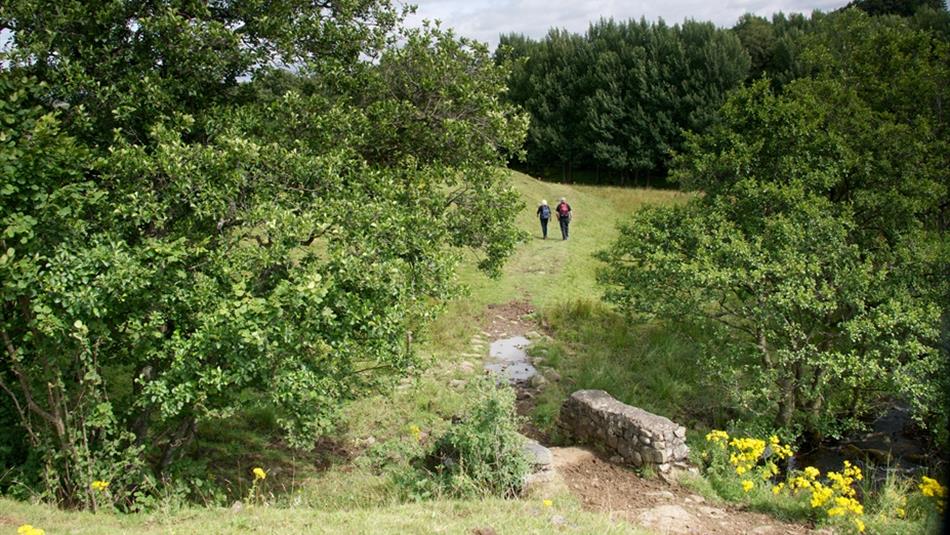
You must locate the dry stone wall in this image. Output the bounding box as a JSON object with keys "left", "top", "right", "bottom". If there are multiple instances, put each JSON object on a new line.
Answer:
{"left": 559, "top": 390, "right": 690, "bottom": 473}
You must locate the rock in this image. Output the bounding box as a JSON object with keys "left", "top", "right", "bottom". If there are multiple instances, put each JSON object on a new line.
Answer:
{"left": 550, "top": 515, "right": 567, "bottom": 526}
{"left": 751, "top": 526, "right": 774, "bottom": 534}
{"left": 630, "top": 451, "right": 643, "bottom": 466}
{"left": 636, "top": 505, "right": 694, "bottom": 534}
{"left": 646, "top": 490, "right": 676, "bottom": 500}
{"left": 529, "top": 374, "right": 548, "bottom": 388}
{"left": 230, "top": 500, "right": 243, "bottom": 512}
{"left": 449, "top": 379, "right": 467, "bottom": 389}
{"left": 525, "top": 331, "right": 541, "bottom": 339}
{"left": 459, "top": 361, "right": 476, "bottom": 373}
{"left": 471, "top": 528, "right": 498, "bottom": 535}
{"left": 685, "top": 494, "right": 705, "bottom": 504}
{"left": 673, "top": 444, "right": 689, "bottom": 461}
{"left": 522, "top": 439, "right": 553, "bottom": 468}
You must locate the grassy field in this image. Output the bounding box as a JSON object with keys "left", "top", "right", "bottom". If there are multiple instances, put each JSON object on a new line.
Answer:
{"left": 427, "top": 170, "right": 686, "bottom": 349}
{"left": 0, "top": 495, "right": 642, "bottom": 534}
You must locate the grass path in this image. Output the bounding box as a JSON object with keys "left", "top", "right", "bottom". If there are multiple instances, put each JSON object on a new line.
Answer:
{"left": 430, "top": 171, "right": 686, "bottom": 349}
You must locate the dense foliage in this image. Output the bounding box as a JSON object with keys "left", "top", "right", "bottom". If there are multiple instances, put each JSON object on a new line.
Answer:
{"left": 496, "top": 19, "right": 750, "bottom": 180}
{"left": 501, "top": 3, "right": 950, "bottom": 181}
{"left": 0, "top": 1, "right": 526, "bottom": 508}
{"left": 416, "top": 376, "right": 530, "bottom": 499}
{"left": 598, "top": 10, "right": 949, "bottom": 443}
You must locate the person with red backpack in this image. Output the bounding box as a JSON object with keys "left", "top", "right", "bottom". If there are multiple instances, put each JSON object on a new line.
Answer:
{"left": 536, "top": 199, "right": 551, "bottom": 239}
{"left": 555, "top": 197, "right": 572, "bottom": 240}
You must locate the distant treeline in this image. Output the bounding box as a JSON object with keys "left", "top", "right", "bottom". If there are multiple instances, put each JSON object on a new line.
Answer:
{"left": 496, "top": 0, "right": 949, "bottom": 183}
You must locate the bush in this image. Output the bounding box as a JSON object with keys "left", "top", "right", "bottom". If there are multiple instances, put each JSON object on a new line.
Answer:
{"left": 411, "top": 376, "right": 531, "bottom": 499}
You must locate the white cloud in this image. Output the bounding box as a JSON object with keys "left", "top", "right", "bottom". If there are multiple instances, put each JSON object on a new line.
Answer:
{"left": 405, "top": 0, "right": 847, "bottom": 48}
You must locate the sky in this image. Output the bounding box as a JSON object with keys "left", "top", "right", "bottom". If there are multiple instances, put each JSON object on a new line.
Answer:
{"left": 403, "top": 0, "right": 848, "bottom": 48}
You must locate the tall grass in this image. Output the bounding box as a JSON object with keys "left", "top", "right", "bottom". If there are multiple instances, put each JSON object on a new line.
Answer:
{"left": 528, "top": 299, "right": 725, "bottom": 438}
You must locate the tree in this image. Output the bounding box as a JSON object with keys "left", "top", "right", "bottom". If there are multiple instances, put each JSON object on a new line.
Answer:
{"left": 845, "top": 0, "right": 946, "bottom": 17}
{"left": 498, "top": 18, "right": 748, "bottom": 180}
{"left": 0, "top": 2, "right": 526, "bottom": 507}
{"left": 598, "top": 11, "right": 948, "bottom": 444}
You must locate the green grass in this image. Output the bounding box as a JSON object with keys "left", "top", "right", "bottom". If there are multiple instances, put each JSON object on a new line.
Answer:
{"left": 426, "top": 170, "right": 686, "bottom": 352}
{"left": 525, "top": 300, "right": 721, "bottom": 440}
{"left": 0, "top": 495, "right": 645, "bottom": 534}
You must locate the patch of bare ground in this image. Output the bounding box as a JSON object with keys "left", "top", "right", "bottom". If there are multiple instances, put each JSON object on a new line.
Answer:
{"left": 483, "top": 300, "right": 536, "bottom": 338}
{"left": 553, "top": 447, "right": 818, "bottom": 535}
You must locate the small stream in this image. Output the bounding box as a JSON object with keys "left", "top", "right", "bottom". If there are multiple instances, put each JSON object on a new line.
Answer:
{"left": 790, "top": 404, "right": 941, "bottom": 482}
{"left": 484, "top": 336, "right": 538, "bottom": 384}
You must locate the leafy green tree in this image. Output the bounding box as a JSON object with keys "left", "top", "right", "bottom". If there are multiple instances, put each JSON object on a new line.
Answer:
{"left": 733, "top": 14, "right": 777, "bottom": 79}
{"left": 599, "top": 11, "right": 948, "bottom": 443}
{"left": 845, "top": 0, "right": 946, "bottom": 17}
{"left": 0, "top": 2, "right": 526, "bottom": 508}
{"left": 499, "top": 18, "right": 748, "bottom": 180}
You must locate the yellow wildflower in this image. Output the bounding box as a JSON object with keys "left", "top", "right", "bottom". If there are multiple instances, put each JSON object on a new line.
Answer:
{"left": 920, "top": 476, "right": 946, "bottom": 497}
{"left": 90, "top": 480, "right": 110, "bottom": 492}
{"left": 409, "top": 424, "right": 422, "bottom": 441}
{"left": 17, "top": 526, "right": 45, "bottom": 535}
{"left": 772, "top": 482, "right": 785, "bottom": 495}
{"left": 896, "top": 507, "right": 906, "bottom": 519}
{"left": 853, "top": 518, "right": 865, "bottom": 533}
{"left": 741, "top": 480, "right": 754, "bottom": 492}
{"left": 543, "top": 499, "right": 553, "bottom": 507}
{"left": 809, "top": 482, "right": 834, "bottom": 508}
{"left": 803, "top": 466, "right": 820, "bottom": 480}
{"left": 252, "top": 467, "right": 266, "bottom": 480}
{"left": 920, "top": 476, "right": 947, "bottom": 512}
{"left": 705, "top": 430, "right": 729, "bottom": 443}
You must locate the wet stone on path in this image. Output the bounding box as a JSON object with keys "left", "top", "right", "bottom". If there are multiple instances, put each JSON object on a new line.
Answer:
{"left": 484, "top": 335, "right": 538, "bottom": 384}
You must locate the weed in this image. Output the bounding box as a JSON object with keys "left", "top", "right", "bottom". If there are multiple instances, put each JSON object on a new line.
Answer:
{"left": 407, "top": 376, "right": 531, "bottom": 499}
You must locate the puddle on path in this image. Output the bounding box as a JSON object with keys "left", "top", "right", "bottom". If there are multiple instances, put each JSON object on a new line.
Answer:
{"left": 484, "top": 335, "right": 537, "bottom": 383}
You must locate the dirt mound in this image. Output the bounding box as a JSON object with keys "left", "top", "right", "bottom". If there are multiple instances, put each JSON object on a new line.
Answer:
{"left": 553, "top": 447, "right": 815, "bottom": 535}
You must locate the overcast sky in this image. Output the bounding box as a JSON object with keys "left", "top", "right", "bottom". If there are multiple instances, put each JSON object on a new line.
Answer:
{"left": 403, "top": 0, "right": 848, "bottom": 49}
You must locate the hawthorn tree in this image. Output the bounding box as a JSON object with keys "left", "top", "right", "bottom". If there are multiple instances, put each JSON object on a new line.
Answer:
{"left": 0, "top": 2, "right": 526, "bottom": 507}
{"left": 598, "top": 11, "right": 948, "bottom": 443}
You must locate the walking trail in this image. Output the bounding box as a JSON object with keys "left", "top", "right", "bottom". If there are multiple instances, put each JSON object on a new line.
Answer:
{"left": 469, "top": 301, "right": 819, "bottom": 535}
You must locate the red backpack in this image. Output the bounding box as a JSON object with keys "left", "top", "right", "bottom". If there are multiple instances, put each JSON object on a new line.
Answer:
{"left": 557, "top": 203, "right": 570, "bottom": 218}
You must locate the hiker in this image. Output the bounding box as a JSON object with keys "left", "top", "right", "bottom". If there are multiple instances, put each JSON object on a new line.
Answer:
{"left": 536, "top": 200, "right": 551, "bottom": 239}
{"left": 555, "top": 197, "right": 572, "bottom": 240}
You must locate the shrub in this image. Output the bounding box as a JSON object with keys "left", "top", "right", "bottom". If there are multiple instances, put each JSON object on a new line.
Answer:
{"left": 413, "top": 376, "right": 531, "bottom": 499}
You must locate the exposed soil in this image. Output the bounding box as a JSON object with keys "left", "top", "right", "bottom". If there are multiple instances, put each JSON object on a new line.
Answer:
{"left": 553, "top": 447, "right": 817, "bottom": 535}
{"left": 483, "top": 300, "right": 537, "bottom": 338}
